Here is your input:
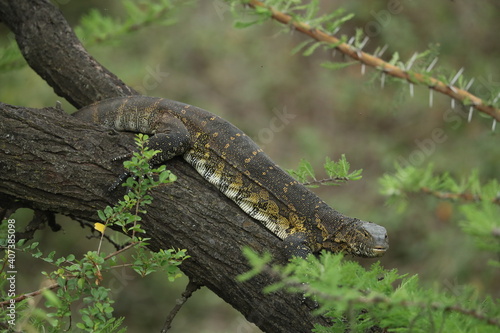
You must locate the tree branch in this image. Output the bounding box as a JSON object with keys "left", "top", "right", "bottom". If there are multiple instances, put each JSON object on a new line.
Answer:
{"left": 0, "top": 0, "right": 330, "bottom": 331}
{"left": 161, "top": 280, "right": 202, "bottom": 333}
{"left": 420, "top": 187, "right": 500, "bottom": 205}
{"left": 0, "top": 99, "right": 325, "bottom": 333}
{"left": 247, "top": 0, "right": 500, "bottom": 123}
{"left": 0, "top": 282, "right": 59, "bottom": 307}
{"left": 302, "top": 177, "right": 350, "bottom": 187}
{"left": 0, "top": 0, "right": 137, "bottom": 108}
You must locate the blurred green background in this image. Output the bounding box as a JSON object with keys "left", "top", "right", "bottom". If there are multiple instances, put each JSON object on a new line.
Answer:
{"left": 1, "top": 1, "right": 499, "bottom": 332}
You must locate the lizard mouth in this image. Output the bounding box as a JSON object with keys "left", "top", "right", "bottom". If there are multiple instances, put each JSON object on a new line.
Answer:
{"left": 372, "top": 245, "right": 388, "bottom": 256}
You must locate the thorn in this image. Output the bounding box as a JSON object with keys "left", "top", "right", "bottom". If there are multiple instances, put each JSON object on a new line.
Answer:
{"left": 465, "top": 78, "right": 475, "bottom": 91}
{"left": 358, "top": 36, "right": 369, "bottom": 51}
{"left": 332, "top": 49, "right": 336, "bottom": 58}
{"left": 406, "top": 52, "right": 418, "bottom": 71}
{"left": 409, "top": 83, "right": 414, "bottom": 97}
{"left": 361, "top": 64, "right": 366, "bottom": 75}
{"left": 332, "top": 27, "right": 341, "bottom": 35}
{"left": 493, "top": 119, "right": 497, "bottom": 132}
{"left": 467, "top": 106, "right": 474, "bottom": 123}
{"left": 429, "top": 89, "right": 433, "bottom": 107}
{"left": 493, "top": 92, "right": 500, "bottom": 105}
{"left": 450, "top": 67, "right": 464, "bottom": 86}
{"left": 381, "top": 72, "right": 386, "bottom": 89}
{"left": 347, "top": 36, "right": 355, "bottom": 45}
{"left": 426, "top": 57, "right": 438, "bottom": 72}
{"left": 451, "top": 98, "right": 455, "bottom": 109}
{"left": 377, "top": 44, "right": 388, "bottom": 57}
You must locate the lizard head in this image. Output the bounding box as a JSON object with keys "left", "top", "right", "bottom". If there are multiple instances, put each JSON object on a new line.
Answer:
{"left": 321, "top": 219, "right": 389, "bottom": 257}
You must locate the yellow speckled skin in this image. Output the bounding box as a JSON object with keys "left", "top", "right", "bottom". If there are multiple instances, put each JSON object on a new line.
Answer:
{"left": 73, "top": 96, "right": 388, "bottom": 258}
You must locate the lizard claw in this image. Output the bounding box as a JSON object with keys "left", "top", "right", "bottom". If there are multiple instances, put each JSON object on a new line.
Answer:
{"left": 302, "top": 294, "right": 319, "bottom": 310}
{"left": 107, "top": 152, "right": 134, "bottom": 191}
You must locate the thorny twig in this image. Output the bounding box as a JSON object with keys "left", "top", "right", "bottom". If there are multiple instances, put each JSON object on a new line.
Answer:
{"left": 247, "top": 0, "right": 500, "bottom": 123}
{"left": 420, "top": 187, "right": 500, "bottom": 206}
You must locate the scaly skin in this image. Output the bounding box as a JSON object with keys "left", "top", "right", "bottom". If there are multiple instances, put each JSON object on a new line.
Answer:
{"left": 73, "top": 96, "right": 389, "bottom": 258}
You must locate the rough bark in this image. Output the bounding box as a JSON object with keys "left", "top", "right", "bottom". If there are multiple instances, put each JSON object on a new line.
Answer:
{"left": 0, "top": 0, "right": 136, "bottom": 108}
{"left": 0, "top": 0, "right": 327, "bottom": 331}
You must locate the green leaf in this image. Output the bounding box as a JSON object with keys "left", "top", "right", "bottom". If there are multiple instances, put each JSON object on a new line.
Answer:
{"left": 321, "top": 61, "right": 357, "bottom": 71}
{"left": 81, "top": 314, "right": 93, "bottom": 328}
{"left": 303, "top": 41, "right": 323, "bottom": 56}
{"left": 234, "top": 20, "right": 258, "bottom": 29}
{"left": 104, "top": 205, "right": 114, "bottom": 218}
{"left": 324, "top": 154, "right": 362, "bottom": 181}
{"left": 158, "top": 170, "right": 170, "bottom": 183}
{"left": 254, "top": 5, "right": 272, "bottom": 16}
{"left": 55, "top": 257, "right": 66, "bottom": 266}
{"left": 237, "top": 248, "right": 273, "bottom": 282}
{"left": 388, "top": 52, "right": 400, "bottom": 65}
{"left": 44, "top": 251, "right": 56, "bottom": 263}
{"left": 97, "top": 209, "right": 107, "bottom": 222}
{"left": 287, "top": 158, "right": 316, "bottom": 183}
{"left": 43, "top": 289, "right": 62, "bottom": 308}
{"left": 291, "top": 40, "right": 313, "bottom": 55}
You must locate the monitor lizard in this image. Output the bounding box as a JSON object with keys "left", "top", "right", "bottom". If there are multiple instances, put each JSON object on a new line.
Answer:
{"left": 73, "top": 96, "right": 389, "bottom": 258}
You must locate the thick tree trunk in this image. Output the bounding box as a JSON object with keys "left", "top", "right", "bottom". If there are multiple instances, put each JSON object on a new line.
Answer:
{"left": 0, "top": 0, "right": 327, "bottom": 331}
{"left": 0, "top": 0, "right": 136, "bottom": 107}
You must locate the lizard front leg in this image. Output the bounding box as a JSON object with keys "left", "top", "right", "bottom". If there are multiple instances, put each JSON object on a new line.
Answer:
{"left": 283, "top": 232, "right": 312, "bottom": 259}
{"left": 109, "top": 117, "right": 191, "bottom": 191}
{"left": 282, "top": 232, "right": 321, "bottom": 309}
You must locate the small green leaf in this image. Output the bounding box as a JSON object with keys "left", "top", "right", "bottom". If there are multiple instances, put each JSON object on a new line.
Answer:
{"left": 321, "top": 61, "right": 357, "bottom": 71}
{"left": 254, "top": 5, "right": 272, "bottom": 15}
{"left": 97, "top": 209, "right": 106, "bottom": 222}
{"left": 303, "top": 41, "right": 323, "bottom": 56}
{"left": 388, "top": 52, "right": 400, "bottom": 65}
{"left": 159, "top": 170, "right": 169, "bottom": 183}
{"left": 292, "top": 40, "right": 313, "bottom": 55}
{"left": 55, "top": 257, "right": 66, "bottom": 265}
{"left": 104, "top": 205, "right": 113, "bottom": 217}
{"left": 43, "top": 289, "right": 62, "bottom": 308}
{"left": 234, "top": 20, "right": 261, "bottom": 29}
